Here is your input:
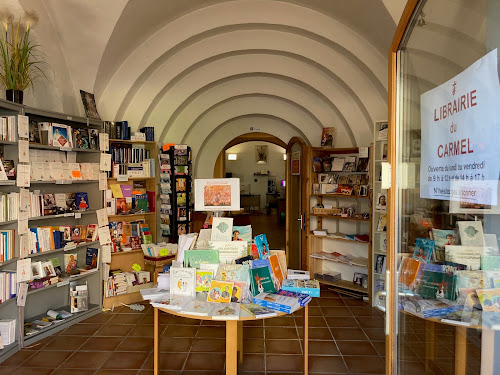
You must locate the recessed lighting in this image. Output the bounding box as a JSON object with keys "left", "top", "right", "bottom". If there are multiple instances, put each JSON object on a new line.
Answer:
{"left": 283, "top": 154, "right": 287, "bottom": 160}
{"left": 228, "top": 154, "right": 237, "bottom": 160}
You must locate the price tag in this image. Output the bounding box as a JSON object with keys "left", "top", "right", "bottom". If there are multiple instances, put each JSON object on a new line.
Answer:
{"left": 64, "top": 242, "right": 77, "bottom": 251}
{"left": 117, "top": 175, "right": 128, "bottom": 182}
{"left": 132, "top": 263, "right": 142, "bottom": 272}
{"left": 75, "top": 213, "right": 82, "bottom": 219}
{"left": 159, "top": 248, "right": 169, "bottom": 257}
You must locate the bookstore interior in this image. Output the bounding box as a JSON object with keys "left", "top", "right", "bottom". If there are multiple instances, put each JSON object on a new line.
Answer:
{"left": 0, "top": 1, "right": 500, "bottom": 374}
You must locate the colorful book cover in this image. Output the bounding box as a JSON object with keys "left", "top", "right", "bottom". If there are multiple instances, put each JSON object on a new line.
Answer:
{"left": 445, "top": 245, "right": 484, "bottom": 270}
{"left": 170, "top": 267, "right": 196, "bottom": 297}
{"left": 216, "top": 264, "right": 250, "bottom": 284}
{"left": 75, "top": 192, "right": 89, "bottom": 211}
{"left": 183, "top": 249, "right": 220, "bottom": 268}
{"left": 270, "top": 250, "right": 287, "bottom": 277}
{"left": 418, "top": 271, "right": 457, "bottom": 300}
{"left": 85, "top": 248, "right": 98, "bottom": 269}
{"left": 281, "top": 279, "right": 320, "bottom": 297}
{"left": 481, "top": 255, "right": 500, "bottom": 271}
{"left": 211, "top": 217, "right": 233, "bottom": 242}
{"left": 476, "top": 288, "right": 500, "bottom": 312}
{"left": 275, "top": 289, "right": 312, "bottom": 306}
{"left": 49, "top": 257, "right": 62, "bottom": 276}
{"left": 412, "top": 238, "right": 435, "bottom": 263}
{"left": 251, "top": 259, "right": 272, "bottom": 275}
{"left": 231, "top": 281, "right": 250, "bottom": 303}
{"left": 196, "top": 270, "right": 213, "bottom": 292}
{"left": 254, "top": 234, "right": 270, "bottom": 259}
{"left": 431, "top": 228, "right": 459, "bottom": 261}
{"left": 312, "top": 157, "right": 322, "bottom": 172}
{"left": 253, "top": 292, "right": 300, "bottom": 313}
{"left": 207, "top": 280, "right": 234, "bottom": 303}
{"left": 398, "top": 257, "right": 421, "bottom": 289}
{"left": 212, "top": 302, "right": 240, "bottom": 320}
{"left": 233, "top": 225, "right": 252, "bottom": 242}
{"left": 250, "top": 266, "right": 276, "bottom": 296}
{"left": 268, "top": 253, "right": 284, "bottom": 289}
{"left": 64, "top": 253, "right": 78, "bottom": 273}
{"left": 320, "top": 127, "right": 334, "bottom": 146}
{"left": 240, "top": 303, "right": 277, "bottom": 318}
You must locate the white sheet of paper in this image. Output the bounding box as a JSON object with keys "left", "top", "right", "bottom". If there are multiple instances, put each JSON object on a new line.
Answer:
{"left": 17, "top": 115, "right": 29, "bottom": 138}
{"left": 101, "top": 244, "right": 111, "bottom": 263}
{"left": 66, "top": 151, "right": 77, "bottom": 163}
{"left": 359, "top": 146, "right": 369, "bottom": 158}
{"left": 17, "top": 283, "right": 28, "bottom": 306}
{"left": 19, "top": 234, "right": 29, "bottom": 258}
{"left": 18, "top": 211, "right": 28, "bottom": 234}
{"left": 18, "top": 140, "right": 29, "bottom": 163}
{"left": 96, "top": 208, "right": 109, "bottom": 227}
{"left": 98, "top": 226, "right": 112, "bottom": 245}
{"left": 16, "top": 164, "right": 30, "bottom": 187}
{"left": 99, "top": 172, "right": 108, "bottom": 190}
{"left": 99, "top": 133, "right": 109, "bottom": 151}
{"left": 20, "top": 188, "right": 29, "bottom": 211}
{"left": 16, "top": 258, "right": 31, "bottom": 282}
{"left": 100, "top": 153, "right": 111, "bottom": 171}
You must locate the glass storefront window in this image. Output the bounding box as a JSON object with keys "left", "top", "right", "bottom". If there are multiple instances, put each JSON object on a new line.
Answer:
{"left": 393, "top": 0, "right": 500, "bottom": 374}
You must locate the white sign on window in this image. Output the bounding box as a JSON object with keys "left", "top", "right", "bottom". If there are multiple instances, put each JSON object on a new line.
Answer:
{"left": 420, "top": 49, "right": 500, "bottom": 205}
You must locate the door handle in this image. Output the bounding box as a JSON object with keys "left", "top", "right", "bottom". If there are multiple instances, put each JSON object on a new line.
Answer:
{"left": 297, "top": 214, "right": 303, "bottom": 230}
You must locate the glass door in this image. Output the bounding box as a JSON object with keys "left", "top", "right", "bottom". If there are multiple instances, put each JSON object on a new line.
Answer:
{"left": 389, "top": 0, "right": 500, "bottom": 374}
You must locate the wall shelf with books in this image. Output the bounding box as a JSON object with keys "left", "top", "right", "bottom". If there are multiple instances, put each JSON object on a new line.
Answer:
{"left": 371, "top": 121, "right": 388, "bottom": 305}
{"left": 305, "top": 145, "right": 372, "bottom": 301}
{"left": 0, "top": 100, "right": 105, "bottom": 362}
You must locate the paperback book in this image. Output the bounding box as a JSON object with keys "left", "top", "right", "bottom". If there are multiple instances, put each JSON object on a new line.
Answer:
{"left": 240, "top": 303, "right": 277, "bottom": 318}
{"left": 412, "top": 238, "right": 435, "bottom": 263}
{"left": 212, "top": 302, "right": 241, "bottom": 320}
{"left": 170, "top": 268, "right": 196, "bottom": 297}
{"left": 207, "top": 280, "right": 233, "bottom": 303}
{"left": 254, "top": 234, "right": 270, "bottom": 259}
{"left": 250, "top": 266, "right": 276, "bottom": 296}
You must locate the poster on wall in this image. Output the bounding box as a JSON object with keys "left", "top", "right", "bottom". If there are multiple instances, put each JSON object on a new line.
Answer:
{"left": 291, "top": 151, "right": 300, "bottom": 175}
{"left": 194, "top": 178, "right": 241, "bottom": 211}
{"left": 420, "top": 49, "right": 500, "bottom": 205}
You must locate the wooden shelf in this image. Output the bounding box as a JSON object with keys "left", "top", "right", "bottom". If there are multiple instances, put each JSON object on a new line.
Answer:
{"left": 310, "top": 255, "right": 368, "bottom": 268}
{"left": 111, "top": 249, "right": 144, "bottom": 256}
{"left": 319, "top": 279, "right": 368, "bottom": 294}
{"left": 109, "top": 139, "right": 156, "bottom": 145}
{"left": 312, "top": 194, "right": 369, "bottom": 199}
{"left": 107, "top": 177, "right": 155, "bottom": 181}
{"left": 310, "top": 214, "right": 370, "bottom": 222}
{"left": 309, "top": 234, "right": 369, "bottom": 244}
{"left": 0, "top": 210, "right": 96, "bottom": 227}
{"left": 108, "top": 212, "right": 155, "bottom": 219}
{"left": 103, "top": 283, "right": 154, "bottom": 309}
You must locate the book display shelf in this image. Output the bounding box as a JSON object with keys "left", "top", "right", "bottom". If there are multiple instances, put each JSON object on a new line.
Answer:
{"left": 0, "top": 99, "right": 103, "bottom": 362}
{"left": 159, "top": 144, "right": 192, "bottom": 242}
{"left": 371, "top": 121, "right": 388, "bottom": 305}
{"left": 306, "top": 146, "right": 372, "bottom": 301}
{"left": 102, "top": 139, "right": 157, "bottom": 309}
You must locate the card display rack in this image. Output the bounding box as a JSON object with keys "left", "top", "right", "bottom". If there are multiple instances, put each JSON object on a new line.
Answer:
{"left": 159, "top": 144, "right": 192, "bottom": 243}
{"left": 0, "top": 99, "right": 104, "bottom": 363}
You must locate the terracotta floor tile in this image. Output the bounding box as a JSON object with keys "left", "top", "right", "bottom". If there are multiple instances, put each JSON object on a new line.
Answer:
{"left": 344, "top": 356, "right": 386, "bottom": 374}
{"left": 95, "top": 324, "right": 134, "bottom": 337}
{"left": 101, "top": 351, "right": 149, "bottom": 369}
{"left": 320, "top": 290, "right": 343, "bottom": 298}
{"left": 95, "top": 370, "right": 139, "bottom": 375}
{"left": 242, "top": 319, "right": 263, "bottom": 327}
{"left": 308, "top": 340, "right": 340, "bottom": 355}
{"left": 308, "top": 355, "right": 348, "bottom": 373}
{"left": 159, "top": 337, "right": 193, "bottom": 352}
{"left": 263, "top": 316, "right": 296, "bottom": 327}
{"left": 24, "top": 336, "right": 55, "bottom": 351}
{"left": 196, "top": 326, "right": 226, "bottom": 338}
{"left": 331, "top": 327, "right": 368, "bottom": 341}
{"left": 80, "top": 336, "right": 124, "bottom": 351}
{"left": 296, "top": 316, "right": 327, "bottom": 328}
{"left": 243, "top": 339, "right": 265, "bottom": 353}
{"left": 162, "top": 325, "right": 198, "bottom": 338}
{"left": 0, "top": 349, "right": 36, "bottom": 367}
{"left": 51, "top": 369, "right": 96, "bottom": 375}
{"left": 372, "top": 341, "right": 386, "bottom": 356}
{"left": 129, "top": 324, "right": 158, "bottom": 337}
{"left": 325, "top": 317, "right": 360, "bottom": 328}
{"left": 183, "top": 353, "right": 226, "bottom": 371}
{"left": 1, "top": 368, "right": 55, "bottom": 375}
{"left": 23, "top": 350, "right": 72, "bottom": 367}
{"left": 317, "top": 298, "right": 347, "bottom": 307}
{"left": 337, "top": 341, "right": 379, "bottom": 356}
{"left": 181, "top": 371, "right": 222, "bottom": 375}
{"left": 165, "top": 315, "right": 202, "bottom": 325}
{"left": 81, "top": 313, "right": 113, "bottom": 324}
{"left": 265, "top": 327, "right": 298, "bottom": 339}
{"left": 320, "top": 307, "right": 353, "bottom": 317}
{"left": 143, "top": 352, "right": 188, "bottom": 370}
{"left": 265, "top": 354, "right": 303, "bottom": 372}
{"left": 108, "top": 313, "right": 144, "bottom": 324}
{"left": 363, "top": 328, "right": 386, "bottom": 342}
{"left": 349, "top": 307, "right": 383, "bottom": 317}
{"left": 60, "top": 323, "right": 102, "bottom": 336}
{"left": 357, "top": 317, "right": 385, "bottom": 329}
{"left": 62, "top": 351, "right": 111, "bottom": 368}
{"left": 242, "top": 327, "right": 264, "bottom": 339}
{"left": 191, "top": 338, "right": 226, "bottom": 352}
{"left": 139, "top": 314, "right": 155, "bottom": 324}
{"left": 308, "top": 307, "right": 324, "bottom": 316}
{"left": 343, "top": 298, "right": 370, "bottom": 306}
{"left": 265, "top": 339, "right": 302, "bottom": 354}
{"left": 299, "top": 327, "right": 333, "bottom": 340}
{"left": 116, "top": 337, "right": 154, "bottom": 351}
{"left": 42, "top": 335, "right": 88, "bottom": 351}
{"left": 238, "top": 353, "right": 266, "bottom": 372}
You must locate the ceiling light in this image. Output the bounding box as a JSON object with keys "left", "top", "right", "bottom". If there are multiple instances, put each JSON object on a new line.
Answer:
{"left": 283, "top": 154, "right": 287, "bottom": 160}
{"left": 228, "top": 154, "right": 237, "bottom": 160}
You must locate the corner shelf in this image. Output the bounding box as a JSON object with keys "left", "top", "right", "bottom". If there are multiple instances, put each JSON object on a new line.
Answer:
{"left": 310, "top": 214, "right": 370, "bottom": 222}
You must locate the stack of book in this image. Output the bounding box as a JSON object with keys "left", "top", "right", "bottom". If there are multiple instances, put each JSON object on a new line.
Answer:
{"left": 105, "top": 272, "right": 128, "bottom": 297}
{"left": 0, "top": 193, "right": 19, "bottom": 222}
{"left": 253, "top": 290, "right": 312, "bottom": 313}
{"left": 0, "top": 271, "right": 16, "bottom": 303}
{"left": 139, "top": 126, "right": 155, "bottom": 141}
{"left": 0, "top": 116, "right": 17, "bottom": 141}
{"left": 0, "top": 230, "right": 15, "bottom": 262}
{"left": 0, "top": 319, "right": 16, "bottom": 345}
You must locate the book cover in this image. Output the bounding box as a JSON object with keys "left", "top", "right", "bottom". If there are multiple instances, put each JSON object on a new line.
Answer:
{"left": 376, "top": 214, "right": 387, "bottom": 232}
{"left": 254, "top": 234, "right": 270, "bottom": 259}
{"left": 170, "top": 268, "right": 196, "bottom": 297}
{"left": 64, "top": 253, "right": 78, "bottom": 273}
{"left": 270, "top": 250, "right": 287, "bottom": 278}
{"left": 49, "top": 257, "right": 62, "bottom": 276}
{"left": 184, "top": 250, "right": 220, "bottom": 268}
{"left": 418, "top": 271, "right": 457, "bottom": 300}
{"left": 211, "top": 217, "right": 233, "bottom": 242}
{"left": 403, "top": 298, "right": 460, "bottom": 318}
{"left": 253, "top": 292, "right": 300, "bottom": 313}
{"left": 80, "top": 90, "right": 101, "bottom": 119}
{"left": 445, "top": 245, "right": 484, "bottom": 270}
{"left": 281, "top": 279, "right": 320, "bottom": 297}
{"left": 212, "top": 302, "right": 241, "bottom": 320}
{"left": 216, "top": 264, "right": 250, "bottom": 284}
{"left": 481, "top": 255, "right": 500, "bottom": 271}
{"left": 180, "top": 300, "right": 214, "bottom": 316}
{"left": 375, "top": 193, "right": 387, "bottom": 211}
{"left": 241, "top": 303, "right": 277, "bottom": 318}
{"left": 375, "top": 254, "right": 386, "bottom": 274}
{"left": 195, "top": 270, "right": 213, "bottom": 292}
{"left": 75, "top": 192, "right": 89, "bottom": 211}
{"left": 250, "top": 266, "right": 276, "bottom": 296}
{"left": 457, "top": 221, "right": 485, "bottom": 246}
{"left": 71, "top": 226, "right": 83, "bottom": 242}
{"left": 268, "top": 253, "right": 284, "bottom": 288}
{"left": 412, "top": 238, "right": 435, "bottom": 263}
{"left": 51, "top": 124, "right": 71, "bottom": 148}
{"left": 312, "top": 157, "right": 322, "bottom": 173}
{"left": 233, "top": 225, "right": 252, "bottom": 242}
{"left": 86, "top": 248, "right": 98, "bottom": 269}
{"left": 431, "top": 228, "right": 459, "bottom": 261}
{"left": 398, "top": 257, "right": 421, "bottom": 289}
{"left": 476, "top": 288, "right": 500, "bottom": 312}
{"left": 208, "top": 241, "right": 248, "bottom": 264}
{"left": 320, "top": 127, "right": 334, "bottom": 146}
{"left": 86, "top": 224, "right": 97, "bottom": 241}
{"left": 231, "top": 281, "right": 250, "bottom": 303}
{"left": 207, "top": 280, "right": 234, "bottom": 303}
{"left": 73, "top": 128, "right": 90, "bottom": 149}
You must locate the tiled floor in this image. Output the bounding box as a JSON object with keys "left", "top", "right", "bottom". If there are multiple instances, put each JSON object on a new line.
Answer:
{"left": 0, "top": 289, "right": 387, "bottom": 375}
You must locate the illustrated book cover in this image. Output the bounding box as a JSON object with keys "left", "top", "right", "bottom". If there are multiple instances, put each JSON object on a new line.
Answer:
{"left": 170, "top": 267, "right": 196, "bottom": 297}
{"left": 254, "top": 233, "right": 270, "bottom": 259}
{"left": 418, "top": 270, "right": 457, "bottom": 301}
{"left": 457, "top": 221, "right": 484, "bottom": 246}
{"left": 207, "top": 280, "right": 234, "bottom": 303}
{"left": 211, "top": 217, "right": 233, "bottom": 242}
{"left": 250, "top": 266, "right": 276, "bottom": 296}
{"left": 212, "top": 302, "right": 241, "bottom": 320}
{"left": 320, "top": 127, "right": 334, "bottom": 147}
{"left": 195, "top": 269, "right": 213, "bottom": 292}
{"left": 444, "top": 245, "right": 484, "bottom": 270}
{"left": 412, "top": 238, "right": 435, "bottom": 263}
{"left": 431, "top": 228, "right": 459, "bottom": 261}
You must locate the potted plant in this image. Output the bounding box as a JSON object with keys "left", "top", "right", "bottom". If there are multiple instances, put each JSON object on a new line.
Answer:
{"left": 0, "top": 10, "right": 46, "bottom": 104}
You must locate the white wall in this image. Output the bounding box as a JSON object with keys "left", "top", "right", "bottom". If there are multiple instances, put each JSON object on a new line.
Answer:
{"left": 225, "top": 141, "right": 286, "bottom": 211}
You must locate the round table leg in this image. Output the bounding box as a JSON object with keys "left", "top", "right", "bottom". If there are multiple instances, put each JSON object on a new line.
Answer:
{"left": 226, "top": 320, "right": 238, "bottom": 375}
{"left": 238, "top": 321, "right": 243, "bottom": 363}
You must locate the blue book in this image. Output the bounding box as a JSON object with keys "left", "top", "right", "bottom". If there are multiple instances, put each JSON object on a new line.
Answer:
{"left": 412, "top": 238, "right": 435, "bottom": 263}
{"left": 254, "top": 234, "right": 270, "bottom": 259}
{"left": 251, "top": 259, "right": 272, "bottom": 274}
{"left": 75, "top": 192, "right": 89, "bottom": 211}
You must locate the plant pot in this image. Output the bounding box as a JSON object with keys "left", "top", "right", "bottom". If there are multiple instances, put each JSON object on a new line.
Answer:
{"left": 6, "top": 89, "right": 23, "bottom": 104}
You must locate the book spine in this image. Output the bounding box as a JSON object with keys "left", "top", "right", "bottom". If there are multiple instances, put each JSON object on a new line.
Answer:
{"left": 253, "top": 298, "right": 291, "bottom": 313}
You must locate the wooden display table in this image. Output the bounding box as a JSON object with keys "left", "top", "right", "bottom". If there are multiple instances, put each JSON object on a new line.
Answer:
{"left": 154, "top": 304, "right": 309, "bottom": 375}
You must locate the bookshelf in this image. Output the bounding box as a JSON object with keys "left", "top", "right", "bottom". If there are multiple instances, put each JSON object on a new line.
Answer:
{"left": 371, "top": 121, "right": 388, "bottom": 306}
{"left": 0, "top": 99, "right": 103, "bottom": 362}
{"left": 102, "top": 138, "right": 157, "bottom": 309}
{"left": 306, "top": 146, "right": 372, "bottom": 301}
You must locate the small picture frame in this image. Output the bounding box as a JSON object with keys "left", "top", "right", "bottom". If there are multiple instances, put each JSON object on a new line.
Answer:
{"left": 80, "top": 90, "right": 101, "bottom": 119}
{"left": 29, "top": 120, "right": 42, "bottom": 144}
